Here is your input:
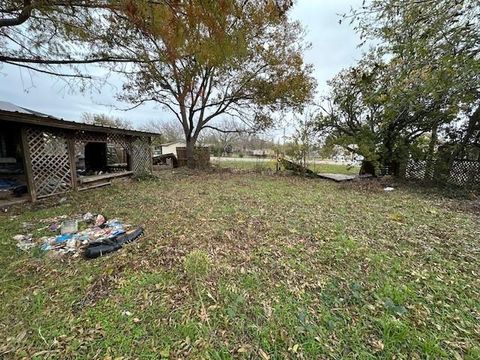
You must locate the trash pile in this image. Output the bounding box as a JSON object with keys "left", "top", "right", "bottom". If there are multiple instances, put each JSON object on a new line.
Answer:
{"left": 13, "top": 212, "right": 143, "bottom": 259}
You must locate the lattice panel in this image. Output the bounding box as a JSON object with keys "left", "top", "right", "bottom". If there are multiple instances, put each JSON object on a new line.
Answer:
{"left": 73, "top": 131, "right": 131, "bottom": 149}
{"left": 108, "top": 133, "right": 132, "bottom": 148}
{"left": 405, "top": 160, "right": 428, "bottom": 180}
{"left": 405, "top": 159, "right": 480, "bottom": 188}
{"left": 131, "top": 138, "right": 151, "bottom": 175}
{"left": 27, "top": 128, "right": 72, "bottom": 198}
{"left": 449, "top": 161, "right": 480, "bottom": 186}
{"left": 73, "top": 131, "right": 107, "bottom": 143}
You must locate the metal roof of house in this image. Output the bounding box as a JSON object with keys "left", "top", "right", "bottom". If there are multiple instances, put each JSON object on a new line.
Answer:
{"left": 0, "top": 101, "right": 159, "bottom": 137}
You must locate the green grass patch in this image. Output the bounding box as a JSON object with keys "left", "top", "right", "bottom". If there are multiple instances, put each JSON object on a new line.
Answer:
{"left": 0, "top": 171, "right": 478, "bottom": 358}
{"left": 212, "top": 158, "right": 359, "bottom": 175}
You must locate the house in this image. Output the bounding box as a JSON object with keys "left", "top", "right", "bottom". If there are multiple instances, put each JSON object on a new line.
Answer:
{"left": 252, "top": 149, "right": 275, "bottom": 157}
{"left": 0, "top": 101, "right": 158, "bottom": 205}
{"left": 330, "top": 145, "right": 363, "bottom": 164}
{"left": 157, "top": 141, "right": 186, "bottom": 156}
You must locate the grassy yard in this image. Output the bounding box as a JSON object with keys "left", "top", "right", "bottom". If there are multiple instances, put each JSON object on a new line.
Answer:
{"left": 1, "top": 171, "right": 479, "bottom": 359}
{"left": 212, "top": 158, "right": 360, "bottom": 175}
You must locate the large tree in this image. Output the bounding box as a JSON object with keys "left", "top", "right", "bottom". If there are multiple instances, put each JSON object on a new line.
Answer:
{"left": 352, "top": 0, "right": 480, "bottom": 158}
{"left": 106, "top": 0, "right": 315, "bottom": 166}
{"left": 320, "top": 0, "right": 480, "bottom": 175}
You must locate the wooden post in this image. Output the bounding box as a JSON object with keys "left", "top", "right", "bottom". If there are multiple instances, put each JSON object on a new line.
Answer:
{"left": 276, "top": 149, "right": 279, "bottom": 172}
{"left": 67, "top": 137, "right": 78, "bottom": 191}
{"left": 149, "top": 137, "right": 153, "bottom": 173}
{"left": 20, "top": 127, "right": 36, "bottom": 202}
{"left": 126, "top": 137, "right": 132, "bottom": 171}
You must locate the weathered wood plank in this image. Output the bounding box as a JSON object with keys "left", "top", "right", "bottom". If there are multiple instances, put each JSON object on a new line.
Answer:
{"left": 67, "top": 138, "right": 78, "bottom": 191}
{"left": 78, "top": 171, "right": 133, "bottom": 184}
{"left": 78, "top": 182, "right": 112, "bottom": 191}
{"left": 317, "top": 173, "right": 357, "bottom": 182}
{"left": 20, "top": 126, "right": 36, "bottom": 202}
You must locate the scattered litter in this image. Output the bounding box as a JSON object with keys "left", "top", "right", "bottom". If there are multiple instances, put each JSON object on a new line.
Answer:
{"left": 83, "top": 212, "right": 94, "bottom": 222}
{"left": 21, "top": 222, "right": 34, "bottom": 229}
{"left": 84, "top": 227, "right": 144, "bottom": 259}
{"left": 95, "top": 214, "right": 106, "bottom": 227}
{"left": 384, "top": 187, "right": 395, "bottom": 191}
{"left": 13, "top": 234, "right": 26, "bottom": 242}
{"left": 14, "top": 234, "right": 35, "bottom": 251}
{"left": 56, "top": 233, "right": 74, "bottom": 243}
{"left": 40, "top": 243, "right": 52, "bottom": 251}
{"left": 61, "top": 219, "right": 78, "bottom": 234}
{"left": 39, "top": 215, "right": 68, "bottom": 226}
{"left": 12, "top": 212, "right": 143, "bottom": 259}
{"left": 66, "top": 238, "right": 78, "bottom": 249}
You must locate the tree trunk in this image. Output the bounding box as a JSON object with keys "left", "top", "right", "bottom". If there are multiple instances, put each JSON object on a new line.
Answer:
{"left": 186, "top": 137, "right": 196, "bottom": 168}
{"left": 383, "top": 132, "right": 395, "bottom": 176}
{"left": 360, "top": 160, "right": 377, "bottom": 176}
{"left": 455, "top": 105, "right": 480, "bottom": 159}
{"left": 425, "top": 123, "right": 438, "bottom": 180}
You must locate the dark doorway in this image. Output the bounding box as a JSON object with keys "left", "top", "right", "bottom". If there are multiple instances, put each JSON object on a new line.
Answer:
{"left": 0, "top": 123, "right": 29, "bottom": 204}
{"left": 84, "top": 142, "right": 108, "bottom": 173}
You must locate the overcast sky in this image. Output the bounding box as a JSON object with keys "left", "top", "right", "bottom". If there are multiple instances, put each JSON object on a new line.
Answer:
{"left": 0, "top": 0, "right": 365, "bottom": 133}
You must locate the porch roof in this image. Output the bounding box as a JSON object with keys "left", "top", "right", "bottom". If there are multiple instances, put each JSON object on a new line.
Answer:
{"left": 0, "top": 101, "right": 159, "bottom": 138}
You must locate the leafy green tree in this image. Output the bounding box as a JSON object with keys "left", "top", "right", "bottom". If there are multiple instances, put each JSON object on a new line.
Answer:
{"left": 320, "top": 0, "right": 479, "bottom": 175}
{"left": 352, "top": 0, "right": 480, "bottom": 157}
{"left": 318, "top": 54, "right": 461, "bottom": 175}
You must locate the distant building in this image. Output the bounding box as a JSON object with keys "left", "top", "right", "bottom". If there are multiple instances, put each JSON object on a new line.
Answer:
{"left": 252, "top": 149, "right": 275, "bottom": 157}
{"left": 331, "top": 145, "right": 363, "bottom": 164}
{"left": 157, "top": 142, "right": 186, "bottom": 155}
